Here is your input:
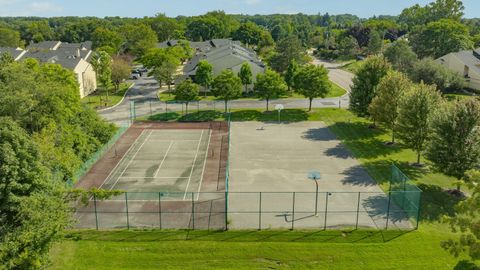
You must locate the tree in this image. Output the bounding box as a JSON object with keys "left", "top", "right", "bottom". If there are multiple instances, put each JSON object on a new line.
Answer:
{"left": 142, "top": 48, "right": 180, "bottom": 92}
{"left": 367, "top": 31, "right": 383, "bottom": 55}
{"left": 254, "top": 70, "right": 287, "bottom": 111}
{"left": 294, "top": 64, "right": 331, "bottom": 111}
{"left": 174, "top": 79, "right": 199, "bottom": 114}
{"left": 233, "top": 22, "right": 265, "bottom": 47}
{"left": 238, "top": 63, "right": 253, "bottom": 93}
{"left": 368, "top": 71, "right": 412, "bottom": 143}
{"left": 270, "top": 35, "right": 306, "bottom": 72}
{"left": 120, "top": 24, "right": 158, "bottom": 57}
{"left": 410, "top": 19, "right": 473, "bottom": 59}
{"left": 0, "top": 117, "right": 70, "bottom": 269}
{"left": 349, "top": 56, "right": 391, "bottom": 116}
{"left": 384, "top": 40, "right": 417, "bottom": 73}
{"left": 397, "top": 83, "right": 442, "bottom": 165}
{"left": 284, "top": 60, "right": 298, "bottom": 92}
{"left": 92, "top": 27, "right": 124, "bottom": 55}
{"left": 399, "top": 0, "right": 465, "bottom": 30}
{"left": 0, "top": 27, "right": 22, "bottom": 47}
{"left": 442, "top": 170, "right": 480, "bottom": 267}
{"left": 409, "top": 58, "right": 465, "bottom": 92}
{"left": 110, "top": 57, "right": 130, "bottom": 92}
{"left": 211, "top": 70, "right": 242, "bottom": 113}
{"left": 338, "top": 35, "right": 359, "bottom": 58}
{"left": 194, "top": 60, "right": 213, "bottom": 96}
{"left": 186, "top": 16, "right": 224, "bottom": 41}
{"left": 91, "top": 51, "right": 113, "bottom": 103}
{"left": 21, "top": 21, "right": 54, "bottom": 43}
{"left": 426, "top": 99, "right": 480, "bottom": 190}
{"left": 149, "top": 14, "right": 184, "bottom": 42}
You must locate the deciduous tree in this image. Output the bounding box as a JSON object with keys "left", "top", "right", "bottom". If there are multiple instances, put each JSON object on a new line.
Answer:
{"left": 238, "top": 62, "right": 253, "bottom": 93}
{"left": 194, "top": 60, "right": 213, "bottom": 96}
{"left": 397, "top": 83, "right": 442, "bottom": 165}
{"left": 111, "top": 57, "right": 130, "bottom": 92}
{"left": 174, "top": 79, "right": 199, "bottom": 114}
{"left": 91, "top": 51, "right": 113, "bottom": 103}
{"left": 211, "top": 70, "right": 242, "bottom": 112}
{"left": 368, "top": 71, "right": 412, "bottom": 143}
{"left": 294, "top": 64, "right": 331, "bottom": 111}
{"left": 254, "top": 69, "right": 287, "bottom": 111}
{"left": 384, "top": 40, "right": 417, "bottom": 73}
{"left": 349, "top": 56, "right": 391, "bottom": 116}
{"left": 427, "top": 99, "right": 480, "bottom": 190}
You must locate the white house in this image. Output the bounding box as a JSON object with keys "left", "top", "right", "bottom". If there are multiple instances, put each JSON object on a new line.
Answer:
{"left": 0, "top": 41, "right": 97, "bottom": 98}
{"left": 437, "top": 48, "right": 480, "bottom": 91}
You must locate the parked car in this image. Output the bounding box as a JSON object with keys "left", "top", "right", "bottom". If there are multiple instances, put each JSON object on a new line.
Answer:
{"left": 130, "top": 73, "right": 140, "bottom": 80}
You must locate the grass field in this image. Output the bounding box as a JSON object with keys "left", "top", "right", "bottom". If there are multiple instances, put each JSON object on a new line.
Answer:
{"left": 341, "top": 60, "right": 363, "bottom": 74}
{"left": 49, "top": 108, "right": 470, "bottom": 269}
{"left": 48, "top": 227, "right": 460, "bottom": 270}
{"left": 82, "top": 82, "right": 133, "bottom": 110}
{"left": 158, "top": 81, "right": 346, "bottom": 102}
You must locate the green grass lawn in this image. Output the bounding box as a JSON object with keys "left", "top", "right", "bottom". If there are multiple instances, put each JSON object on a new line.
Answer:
{"left": 82, "top": 82, "right": 133, "bottom": 110}
{"left": 50, "top": 108, "right": 469, "bottom": 269}
{"left": 341, "top": 60, "right": 363, "bottom": 74}
{"left": 158, "top": 81, "right": 346, "bottom": 102}
{"left": 48, "top": 227, "right": 460, "bottom": 270}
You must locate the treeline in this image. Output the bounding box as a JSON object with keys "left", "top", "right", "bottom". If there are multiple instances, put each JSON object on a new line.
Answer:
{"left": 0, "top": 0, "right": 478, "bottom": 60}
{"left": 0, "top": 53, "right": 115, "bottom": 267}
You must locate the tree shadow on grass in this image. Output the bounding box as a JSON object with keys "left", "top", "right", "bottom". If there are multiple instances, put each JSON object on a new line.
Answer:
{"left": 178, "top": 110, "right": 223, "bottom": 122}
{"left": 148, "top": 112, "right": 180, "bottom": 121}
{"left": 230, "top": 109, "right": 309, "bottom": 122}
{"left": 454, "top": 260, "right": 480, "bottom": 270}
{"left": 328, "top": 121, "right": 387, "bottom": 141}
{"left": 417, "top": 183, "right": 462, "bottom": 222}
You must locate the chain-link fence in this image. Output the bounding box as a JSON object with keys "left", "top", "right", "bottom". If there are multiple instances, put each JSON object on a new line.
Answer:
{"left": 74, "top": 189, "right": 421, "bottom": 231}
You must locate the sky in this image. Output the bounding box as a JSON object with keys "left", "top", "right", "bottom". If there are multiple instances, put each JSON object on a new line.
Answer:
{"left": 0, "top": 0, "right": 479, "bottom": 18}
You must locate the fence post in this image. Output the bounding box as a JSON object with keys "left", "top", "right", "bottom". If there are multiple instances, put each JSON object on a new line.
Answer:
{"left": 191, "top": 192, "right": 195, "bottom": 230}
{"left": 224, "top": 191, "right": 228, "bottom": 231}
{"left": 291, "top": 192, "right": 296, "bottom": 230}
{"left": 258, "top": 192, "right": 262, "bottom": 231}
{"left": 415, "top": 192, "right": 422, "bottom": 230}
{"left": 355, "top": 192, "right": 361, "bottom": 230}
{"left": 385, "top": 191, "right": 392, "bottom": 230}
{"left": 158, "top": 192, "right": 162, "bottom": 230}
{"left": 93, "top": 194, "right": 98, "bottom": 230}
{"left": 324, "top": 192, "right": 329, "bottom": 230}
{"left": 125, "top": 193, "right": 130, "bottom": 230}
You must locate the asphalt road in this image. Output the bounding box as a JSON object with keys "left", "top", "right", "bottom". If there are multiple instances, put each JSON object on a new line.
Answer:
{"left": 99, "top": 59, "right": 354, "bottom": 125}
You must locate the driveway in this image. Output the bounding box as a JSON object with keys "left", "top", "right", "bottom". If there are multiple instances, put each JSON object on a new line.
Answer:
{"left": 99, "top": 59, "right": 355, "bottom": 125}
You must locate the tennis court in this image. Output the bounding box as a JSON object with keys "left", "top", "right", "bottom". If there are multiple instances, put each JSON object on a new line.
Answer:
{"left": 98, "top": 129, "right": 211, "bottom": 200}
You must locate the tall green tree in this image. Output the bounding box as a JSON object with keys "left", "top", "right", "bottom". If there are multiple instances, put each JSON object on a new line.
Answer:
{"left": 0, "top": 117, "right": 70, "bottom": 269}
{"left": 410, "top": 19, "right": 473, "bottom": 59}
{"left": 233, "top": 21, "right": 265, "bottom": 47}
{"left": 349, "top": 56, "right": 391, "bottom": 116}
{"left": 91, "top": 27, "right": 124, "bottom": 55}
{"left": 120, "top": 23, "right": 158, "bottom": 57}
{"left": 284, "top": 60, "right": 298, "bottom": 92}
{"left": 194, "top": 60, "right": 213, "bottom": 96}
{"left": 186, "top": 16, "right": 224, "bottom": 41}
{"left": 211, "top": 70, "right": 242, "bottom": 113}
{"left": 149, "top": 14, "right": 184, "bottom": 42}
{"left": 427, "top": 99, "right": 480, "bottom": 190}
{"left": 110, "top": 57, "right": 130, "bottom": 92}
{"left": 384, "top": 40, "right": 417, "bottom": 73}
{"left": 368, "top": 71, "right": 412, "bottom": 143}
{"left": 238, "top": 63, "right": 253, "bottom": 93}
{"left": 396, "top": 83, "right": 442, "bottom": 165}
{"left": 338, "top": 35, "right": 359, "bottom": 58}
{"left": 142, "top": 48, "right": 180, "bottom": 92}
{"left": 442, "top": 170, "right": 480, "bottom": 267}
{"left": 294, "top": 64, "right": 331, "bottom": 111}
{"left": 254, "top": 69, "right": 287, "bottom": 111}
{"left": 174, "top": 79, "right": 199, "bottom": 114}
{"left": 367, "top": 31, "right": 383, "bottom": 55}
{"left": 270, "top": 35, "right": 306, "bottom": 72}
{"left": 91, "top": 51, "right": 113, "bottom": 103}
{"left": 0, "top": 27, "right": 22, "bottom": 47}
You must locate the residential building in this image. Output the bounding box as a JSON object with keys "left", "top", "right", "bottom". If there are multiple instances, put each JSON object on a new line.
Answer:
{"left": 0, "top": 41, "right": 97, "bottom": 98}
{"left": 437, "top": 48, "right": 480, "bottom": 91}
{"left": 163, "top": 39, "right": 265, "bottom": 91}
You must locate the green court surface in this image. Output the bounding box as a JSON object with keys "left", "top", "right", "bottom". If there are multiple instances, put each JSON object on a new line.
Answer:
{"left": 99, "top": 129, "right": 211, "bottom": 200}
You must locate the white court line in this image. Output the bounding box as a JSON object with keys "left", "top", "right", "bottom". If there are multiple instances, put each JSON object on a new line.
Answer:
{"left": 147, "top": 139, "right": 200, "bottom": 142}
{"left": 153, "top": 141, "right": 174, "bottom": 178}
{"left": 109, "top": 130, "right": 153, "bottom": 190}
{"left": 98, "top": 130, "right": 146, "bottom": 189}
{"left": 196, "top": 130, "right": 212, "bottom": 200}
{"left": 183, "top": 130, "right": 204, "bottom": 200}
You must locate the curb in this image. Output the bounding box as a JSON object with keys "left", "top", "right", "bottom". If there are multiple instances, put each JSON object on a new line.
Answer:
{"left": 97, "top": 83, "right": 135, "bottom": 112}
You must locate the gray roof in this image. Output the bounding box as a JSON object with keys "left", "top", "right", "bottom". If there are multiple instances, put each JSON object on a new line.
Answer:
{"left": 441, "top": 49, "right": 480, "bottom": 76}
{"left": 0, "top": 47, "right": 25, "bottom": 60}
{"left": 22, "top": 49, "right": 82, "bottom": 70}
{"left": 27, "top": 41, "right": 61, "bottom": 50}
